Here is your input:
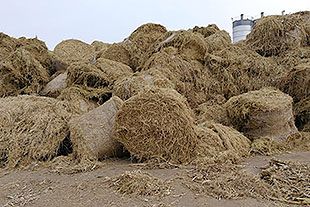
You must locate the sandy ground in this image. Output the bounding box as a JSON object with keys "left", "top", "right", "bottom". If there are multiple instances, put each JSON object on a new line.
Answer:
{"left": 0, "top": 151, "right": 309, "bottom": 207}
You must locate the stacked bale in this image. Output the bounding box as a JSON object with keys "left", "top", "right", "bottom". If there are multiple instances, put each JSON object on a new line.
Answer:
{"left": 225, "top": 88, "right": 298, "bottom": 141}
{"left": 246, "top": 14, "right": 308, "bottom": 57}
{"left": 54, "top": 39, "right": 96, "bottom": 65}
{"left": 114, "top": 88, "right": 198, "bottom": 164}
{"left": 69, "top": 96, "right": 124, "bottom": 161}
{"left": 0, "top": 96, "right": 72, "bottom": 167}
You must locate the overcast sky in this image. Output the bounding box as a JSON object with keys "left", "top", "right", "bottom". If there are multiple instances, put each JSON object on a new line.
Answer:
{"left": 0, "top": 0, "right": 309, "bottom": 50}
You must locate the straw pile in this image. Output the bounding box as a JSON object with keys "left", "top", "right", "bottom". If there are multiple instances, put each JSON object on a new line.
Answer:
{"left": 91, "top": 40, "right": 110, "bottom": 52}
{"left": 99, "top": 43, "right": 132, "bottom": 67}
{"left": 0, "top": 32, "right": 19, "bottom": 60}
{"left": 53, "top": 39, "right": 96, "bottom": 65}
{"left": 113, "top": 87, "right": 198, "bottom": 164}
{"left": 113, "top": 68, "right": 174, "bottom": 100}
{"left": 192, "top": 24, "right": 220, "bottom": 38}
{"left": 109, "top": 170, "right": 171, "bottom": 196}
{"left": 195, "top": 122, "right": 251, "bottom": 164}
{"left": 0, "top": 48, "right": 50, "bottom": 97}
{"left": 246, "top": 14, "right": 308, "bottom": 57}
{"left": 69, "top": 96, "right": 124, "bottom": 161}
{"left": 205, "top": 30, "right": 231, "bottom": 53}
{"left": 0, "top": 95, "right": 72, "bottom": 167}
{"left": 225, "top": 88, "right": 298, "bottom": 141}
{"left": 280, "top": 63, "right": 309, "bottom": 102}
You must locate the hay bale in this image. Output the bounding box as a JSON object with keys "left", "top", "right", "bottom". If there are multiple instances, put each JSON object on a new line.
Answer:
{"left": 192, "top": 24, "right": 220, "bottom": 38}
{"left": 274, "top": 46, "right": 310, "bottom": 70}
{"left": 205, "top": 30, "right": 231, "bottom": 53}
{"left": 69, "top": 96, "right": 124, "bottom": 161}
{"left": 0, "top": 95, "right": 72, "bottom": 167}
{"left": 40, "top": 72, "right": 67, "bottom": 97}
{"left": 91, "top": 40, "right": 110, "bottom": 52}
{"left": 294, "top": 97, "right": 310, "bottom": 132}
{"left": 156, "top": 30, "right": 208, "bottom": 61}
{"left": 114, "top": 87, "right": 198, "bottom": 164}
{"left": 0, "top": 32, "right": 19, "bottom": 60}
{"left": 225, "top": 88, "right": 298, "bottom": 141}
{"left": 57, "top": 86, "right": 98, "bottom": 114}
{"left": 280, "top": 63, "right": 310, "bottom": 102}
{"left": 246, "top": 14, "right": 307, "bottom": 56}
{"left": 54, "top": 39, "right": 95, "bottom": 65}
{"left": 113, "top": 68, "right": 174, "bottom": 100}
{"left": 100, "top": 43, "right": 132, "bottom": 67}
{"left": 196, "top": 101, "right": 229, "bottom": 125}
{"left": 109, "top": 170, "right": 171, "bottom": 196}
{"left": 195, "top": 122, "right": 251, "bottom": 164}
{"left": 128, "top": 23, "right": 167, "bottom": 52}
{"left": 0, "top": 48, "right": 50, "bottom": 97}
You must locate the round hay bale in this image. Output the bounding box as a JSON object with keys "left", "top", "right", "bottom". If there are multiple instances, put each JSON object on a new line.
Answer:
{"left": 225, "top": 88, "right": 298, "bottom": 141}
{"left": 0, "top": 48, "right": 50, "bottom": 97}
{"left": 192, "top": 24, "right": 220, "bottom": 38}
{"left": 157, "top": 30, "right": 208, "bottom": 61}
{"left": 128, "top": 23, "right": 167, "bottom": 52}
{"left": 0, "top": 95, "right": 72, "bottom": 167}
{"left": 246, "top": 14, "right": 307, "bottom": 56}
{"left": 114, "top": 88, "right": 198, "bottom": 164}
{"left": 113, "top": 68, "right": 174, "bottom": 100}
{"left": 195, "top": 122, "right": 250, "bottom": 163}
{"left": 280, "top": 63, "right": 310, "bottom": 102}
{"left": 205, "top": 30, "right": 231, "bottom": 53}
{"left": 54, "top": 39, "right": 95, "bottom": 65}
{"left": 69, "top": 96, "right": 124, "bottom": 161}
{"left": 100, "top": 43, "right": 132, "bottom": 67}
{"left": 57, "top": 86, "right": 98, "bottom": 114}
{"left": 294, "top": 97, "right": 310, "bottom": 132}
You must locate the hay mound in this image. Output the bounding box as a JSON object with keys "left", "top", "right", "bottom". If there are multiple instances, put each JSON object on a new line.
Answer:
{"left": 156, "top": 30, "right": 208, "bottom": 61}
{"left": 53, "top": 39, "right": 95, "bottom": 65}
{"left": 113, "top": 68, "right": 174, "bottom": 100}
{"left": 0, "top": 48, "right": 50, "bottom": 97}
{"left": 246, "top": 14, "right": 308, "bottom": 56}
{"left": 274, "top": 46, "right": 310, "bottom": 70}
{"left": 192, "top": 24, "right": 220, "bottom": 38}
{"left": 0, "top": 95, "right": 72, "bottom": 167}
{"left": 114, "top": 88, "right": 198, "bottom": 164}
{"left": 204, "top": 45, "right": 282, "bottom": 99}
{"left": 69, "top": 96, "right": 124, "bottom": 161}
{"left": 294, "top": 97, "right": 310, "bottom": 132}
{"left": 225, "top": 88, "right": 298, "bottom": 141}
{"left": 0, "top": 32, "right": 19, "bottom": 60}
{"left": 280, "top": 63, "right": 310, "bottom": 102}
{"left": 57, "top": 86, "right": 99, "bottom": 114}
{"left": 195, "top": 122, "right": 251, "bottom": 164}
{"left": 261, "top": 159, "right": 310, "bottom": 205}
{"left": 128, "top": 23, "right": 167, "bottom": 52}
{"left": 91, "top": 40, "right": 110, "bottom": 52}
{"left": 40, "top": 72, "right": 67, "bottom": 98}
{"left": 205, "top": 30, "right": 231, "bottom": 53}
{"left": 110, "top": 170, "right": 171, "bottom": 196}
{"left": 100, "top": 43, "right": 132, "bottom": 67}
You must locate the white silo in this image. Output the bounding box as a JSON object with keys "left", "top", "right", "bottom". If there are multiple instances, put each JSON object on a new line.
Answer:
{"left": 232, "top": 14, "right": 254, "bottom": 43}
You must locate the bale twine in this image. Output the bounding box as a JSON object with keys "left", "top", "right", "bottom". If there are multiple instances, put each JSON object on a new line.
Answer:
{"left": 0, "top": 48, "right": 50, "bottom": 97}
{"left": 225, "top": 88, "right": 298, "bottom": 141}
{"left": 195, "top": 122, "right": 251, "bottom": 164}
{"left": 294, "top": 97, "right": 310, "bottom": 132}
{"left": 113, "top": 87, "right": 198, "bottom": 164}
{"left": 69, "top": 96, "right": 124, "bottom": 161}
{"left": 246, "top": 14, "right": 307, "bottom": 57}
{"left": 192, "top": 24, "right": 220, "bottom": 38}
{"left": 0, "top": 95, "right": 72, "bottom": 167}
{"left": 54, "top": 39, "right": 95, "bottom": 65}
{"left": 113, "top": 68, "right": 174, "bottom": 100}
{"left": 280, "top": 63, "right": 310, "bottom": 102}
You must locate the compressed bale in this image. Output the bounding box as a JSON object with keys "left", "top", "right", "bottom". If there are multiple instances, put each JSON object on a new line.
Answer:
{"left": 40, "top": 72, "right": 67, "bottom": 97}
{"left": 192, "top": 24, "right": 220, "bottom": 38}
{"left": 294, "top": 97, "right": 310, "bottom": 132}
{"left": 113, "top": 68, "right": 174, "bottom": 100}
{"left": 69, "top": 96, "right": 124, "bottom": 161}
{"left": 280, "top": 63, "right": 310, "bottom": 102}
{"left": 114, "top": 88, "right": 198, "bottom": 164}
{"left": 246, "top": 14, "right": 307, "bottom": 56}
{"left": 0, "top": 48, "right": 50, "bottom": 97}
{"left": 0, "top": 95, "right": 72, "bottom": 167}
{"left": 225, "top": 88, "right": 298, "bottom": 141}
{"left": 195, "top": 122, "right": 251, "bottom": 163}
{"left": 54, "top": 39, "right": 96, "bottom": 65}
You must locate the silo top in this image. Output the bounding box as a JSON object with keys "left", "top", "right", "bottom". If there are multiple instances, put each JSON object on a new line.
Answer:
{"left": 233, "top": 19, "right": 254, "bottom": 28}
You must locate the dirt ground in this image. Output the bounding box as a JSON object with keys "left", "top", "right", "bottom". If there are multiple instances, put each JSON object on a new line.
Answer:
{"left": 0, "top": 151, "right": 309, "bottom": 207}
